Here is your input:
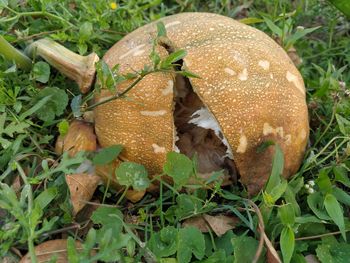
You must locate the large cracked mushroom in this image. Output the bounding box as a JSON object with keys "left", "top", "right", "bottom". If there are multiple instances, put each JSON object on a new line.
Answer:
{"left": 94, "top": 12, "right": 309, "bottom": 195}
{"left": 14, "top": 12, "right": 309, "bottom": 196}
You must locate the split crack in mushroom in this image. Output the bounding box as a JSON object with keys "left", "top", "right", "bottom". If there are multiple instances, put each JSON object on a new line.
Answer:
{"left": 157, "top": 36, "right": 237, "bottom": 182}
{"left": 171, "top": 58, "right": 237, "bottom": 184}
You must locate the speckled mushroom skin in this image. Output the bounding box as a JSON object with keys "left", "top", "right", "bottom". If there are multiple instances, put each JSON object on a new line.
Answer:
{"left": 94, "top": 12, "right": 309, "bottom": 195}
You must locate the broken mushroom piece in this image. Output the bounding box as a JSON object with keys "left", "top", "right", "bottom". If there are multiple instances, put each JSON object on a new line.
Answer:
{"left": 25, "top": 38, "right": 99, "bottom": 94}
{"left": 94, "top": 12, "right": 309, "bottom": 195}
{"left": 55, "top": 120, "right": 97, "bottom": 157}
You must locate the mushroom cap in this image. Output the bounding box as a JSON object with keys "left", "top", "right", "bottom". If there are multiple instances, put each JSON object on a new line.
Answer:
{"left": 94, "top": 12, "right": 309, "bottom": 194}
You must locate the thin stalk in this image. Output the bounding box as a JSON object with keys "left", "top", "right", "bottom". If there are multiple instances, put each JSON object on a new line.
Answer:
{"left": 3, "top": 6, "right": 76, "bottom": 28}
{"left": 86, "top": 68, "right": 176, "bottom": 111}
{"left": 313, "top": 103, "right": 337, "bottom": 148}
{"left": 15, "top": 161, "right": 38, "bottom": 263}
{"left": 86, "top": 75, "right": 145, "bottom": 110}
{"left": 116, "top": 186, "right": 129, "bottom": 205}
{"left": 0, "top": 35, "right": 32, "bottom": 70}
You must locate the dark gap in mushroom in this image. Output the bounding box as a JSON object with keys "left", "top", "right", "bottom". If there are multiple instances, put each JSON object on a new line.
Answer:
{"left": 173, "top": 60, "right": 238, "bottom": 183}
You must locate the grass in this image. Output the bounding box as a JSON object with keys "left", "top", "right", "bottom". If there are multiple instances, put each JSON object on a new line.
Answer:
{"left": 0, "top": 0, "right": 350, "bottom": 262}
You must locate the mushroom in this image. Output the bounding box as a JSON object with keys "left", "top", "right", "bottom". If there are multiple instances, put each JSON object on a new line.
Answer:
{"left": 5, "top": 12, "right": 308, "bottom": 195}
{"left": 94, "top": 12, "right": 309, "bottom": 195}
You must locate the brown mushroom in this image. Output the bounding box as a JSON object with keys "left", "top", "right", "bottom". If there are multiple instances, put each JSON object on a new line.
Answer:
{"left": 94, "top": 12, "right": 309, "bottom": 195}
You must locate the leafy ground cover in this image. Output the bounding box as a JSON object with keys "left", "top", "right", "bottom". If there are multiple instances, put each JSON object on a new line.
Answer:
{"left": 0, "top": 0, "right": 350, "bottom": 262}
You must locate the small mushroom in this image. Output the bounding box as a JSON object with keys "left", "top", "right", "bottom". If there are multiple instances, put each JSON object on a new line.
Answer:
{"left": 55, "top": 120, "right": 97, "bottom": 157}
{"left": 94, "top": 12, "right": 309, "bottom": 195}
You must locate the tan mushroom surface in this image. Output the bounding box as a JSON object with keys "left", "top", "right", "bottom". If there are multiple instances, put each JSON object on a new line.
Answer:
{"left": 94, "top": 12, "right": 309, "bottom": 195}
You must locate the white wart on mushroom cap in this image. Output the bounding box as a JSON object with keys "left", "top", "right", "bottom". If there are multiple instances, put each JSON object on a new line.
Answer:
{"left": 94, "top": 12, "right": 309, "bottom": 194}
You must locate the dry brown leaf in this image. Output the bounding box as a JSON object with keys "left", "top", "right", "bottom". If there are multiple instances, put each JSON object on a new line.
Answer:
{"left": 183, "top": 214, "right": 238, "bottom": 236}
{"left": 55, "top": 120, "right": 97, "bottom": 157}
{"left": 66, "top": 173, "right": 100, "bottom": 215}
{"left": 19, "top": 239, "right": 82, "bottom": 263}
{"left": 203, "top": 214, "right": 238, "bottom": 237}
{"left": 12, "top": 175, "right": 22, "bottom": 196}
{"left": 182, "top": 216, "right": 210, "bottom": 233}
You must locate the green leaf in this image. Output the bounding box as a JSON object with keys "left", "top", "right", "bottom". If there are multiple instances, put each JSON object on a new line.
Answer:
{"left": 307, "top": 192, "right": 331, "bottom": 220}
{"left": 163, "top": 152, "right": 193, "bottom": 188}
{"left": 57, "top": 119, "right": 69, "bottom": 136}
{"left": 221, "top": 190, "right": 241, "bottom": 201}
{"left": 332, "top": 187, "right": 350, "bottom": 206}
{"left": 79, "top": 22, "right": 93, "bottom": 42}
{"left": 157, "top": 21, "right": 167, "bottom": 37}
{"left": 93, "top": 145, "right": 123, "bottom": 165}
{"left": 34, "top": 187, "right": 57, "bottom": 210}
{"left": 280, "top": 226, "right": 295, "bottom": 263}
{"left": 316, "top": 169, "right": 333, "bottom": 194}
{"left": 32, "top": 61, "right": 50, "bottom": 83}
{"left": 336, "top": 114, "right": 350, "bottom": 135}
{"left": 175, "top": 194, "right": 205, "bottom": 219}
{"left": 115, "top": 162, "right": 150, "bottom": 191}
{"left": 316, "top": 242, "right": 350, "bottom": 263}
{"left": 278, "top": 203, "right": 295, "bottom": 226}
{"left": 263, "top": 178, "right": 288, "bottom": 205}
{"left": 263, "top": 17, "right": 282, "bottom": 36}
{"left": 324, "top": 193, "right": 346, "bottom": 241}
{"left": 214, "top": 230, "right": 235, "bottom": 257}
{"left": 91, "top": 206, "right": 123, "bottom": 237}
{"left": 201, "top": 249, "right": 227, "bottom": 263}
{"left": 20, "top": 95, "right": 52, "bottom": 120}
{"left": 67, "top": 237, "right": 79, "bottom": 263}
{"left": 265, "top": 144, "right": 284, "bottom": 193}
{"left": 161, "top": 50, "right": 187, "bottom": 68}
{"left": 148, "top": 226, "right": 177, "bottom": 258}
{"left": 29, "top": 87, "right": 68, "bottom": 122}
{"left": 328, "top": 0, "right": 350, "bottom": 18}
{"left": 232, "top": 235, "right": 265, "bottom": 263}
{"left": 0, "top": 0, "right": 8, "bottom": 8}
{"left": 285, "top": 26, "right": 321, "bottom": 49}
{"left": 177, "top": 227, "right": 205, "bottom": 263}
{"left": 333, "top": 165, "right": 350, "bottom": 188}
{"left": 177, "top": 70, "right": 201, "bottom": 79}
{"left": 256, "top": 140, "right": 275, "bottom": 153}
{"left": 291, "top": 253, "right": 307, "bottom": 263}
{"left": 239, "top": 17, "right": 264, "bottom": 25}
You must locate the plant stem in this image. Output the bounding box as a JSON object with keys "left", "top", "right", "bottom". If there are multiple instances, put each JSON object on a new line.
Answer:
{"left": 87, "top": 68, "right": 176, "bottom": 110}
{"left": 15, "top": 161, "right": 38, "bottom": 263}
{"left": 0, "top": 35, "right": 32, "bottom": 71}
{"left": 3, "top": 6, "right": 76, "bottom": 28}
{"left": 86, "top": 75, "right": 145, "bottom": 110}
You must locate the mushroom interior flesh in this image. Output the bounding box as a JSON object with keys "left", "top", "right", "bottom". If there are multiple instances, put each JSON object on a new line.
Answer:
{"left": 173, "top": 63, "right": 237, "bottom": 182}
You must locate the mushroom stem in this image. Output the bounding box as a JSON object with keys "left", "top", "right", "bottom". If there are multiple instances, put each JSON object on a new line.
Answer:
{"left": 0, "top": 35, "right": 32, "bottom": 71}
{"left": 25, "top": 38, "right": 99, "bottom": 93}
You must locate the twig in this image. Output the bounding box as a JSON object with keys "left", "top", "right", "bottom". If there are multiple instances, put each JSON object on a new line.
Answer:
{"left": 13, "top": 30, "right": 64, "bottom": 43}
{"left": 245, "top": 199, "right": 282, "bottom": 263}
{"left": 295, "top": 229, "right": 350, "bottom": 241}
